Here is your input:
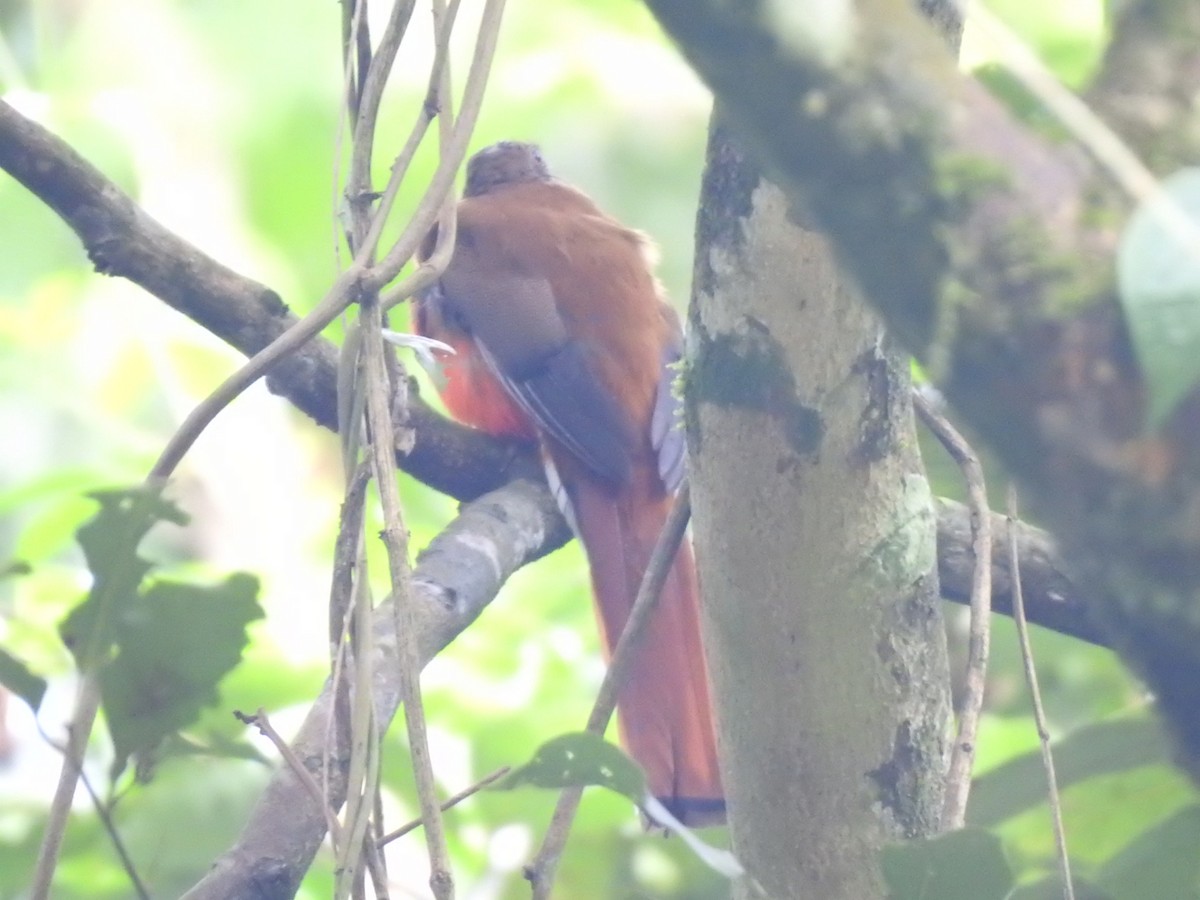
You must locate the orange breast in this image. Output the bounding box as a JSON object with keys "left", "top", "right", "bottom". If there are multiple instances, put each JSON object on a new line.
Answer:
{"left": 437, "top": 334, "right": 537, "bottom": 442}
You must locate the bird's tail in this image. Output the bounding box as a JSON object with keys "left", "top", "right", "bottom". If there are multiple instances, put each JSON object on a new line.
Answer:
{"left": 572, "top": 479, "right": 725, "bottom": 826}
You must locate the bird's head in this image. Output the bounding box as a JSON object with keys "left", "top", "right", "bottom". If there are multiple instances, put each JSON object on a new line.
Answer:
{"left": 464, "top": 141, "right": 551, "bottom": 197}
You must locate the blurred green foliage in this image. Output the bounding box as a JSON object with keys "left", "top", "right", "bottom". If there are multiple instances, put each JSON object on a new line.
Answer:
{"left": 0, "top": 0, "right": 715, "bottom": 896}
{"left": 0, "top": 0, "right": 1189, "bottom": 898}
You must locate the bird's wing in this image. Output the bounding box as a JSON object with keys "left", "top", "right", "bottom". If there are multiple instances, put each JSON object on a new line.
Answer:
{"left": 651, "top": 335, "right": 686, "bottom": 493}
{"left": 436, "top": 262, "right": 634, "bottom": 488}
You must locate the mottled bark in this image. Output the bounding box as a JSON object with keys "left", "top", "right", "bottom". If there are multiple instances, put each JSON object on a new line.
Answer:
{"left": 687, "top": 122, "right": 950, "bottom": 899}
{"left": 646, "top": 0, "right": 1200, "bottom": 782}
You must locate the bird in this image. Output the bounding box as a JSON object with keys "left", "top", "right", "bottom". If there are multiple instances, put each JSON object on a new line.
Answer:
{"left": 413, "top": 141, "right": 724, "bottom": 826}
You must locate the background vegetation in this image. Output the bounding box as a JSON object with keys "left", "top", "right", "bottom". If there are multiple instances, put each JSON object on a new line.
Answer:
{"left": 0, "top": 0, "right": 1190, "bottom": 897}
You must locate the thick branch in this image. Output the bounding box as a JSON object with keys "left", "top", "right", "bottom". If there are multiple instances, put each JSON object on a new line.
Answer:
{"left": 937, "top": 499, "right": 1103, "bottom": 647}
{"left": 645, "top": 0, "right": 1200, "bottom": 777}
{"left": 182, "top": 478, "right": 569, "bottom": 900}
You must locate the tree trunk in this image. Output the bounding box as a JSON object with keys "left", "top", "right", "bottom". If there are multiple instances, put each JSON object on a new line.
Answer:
{"left": 687, "top": 120, "right": 950, "bottom": 899}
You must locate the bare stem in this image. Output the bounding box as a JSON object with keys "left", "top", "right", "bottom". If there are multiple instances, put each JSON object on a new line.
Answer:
{"left": 364, "top": 0, "right": 507, "bottom": 291}
{"left": 378, "top": 767, "right": 511, "bottom": 847}
{"left": 76, "top": 768, "right": 151, "bottom": 900}
{"left": 1007, "top": 486, "right": 1074, "bottom": 900}
{"left": 914, "top": 389, "right": 992, "bottom": 828}
{"left": 348, "top": 0, "right": 418, "bottom": 197}
{"left": 147, "top": 265, "right": 366, "bottom": 480}
{"left": 30, "top": 674, "right": 102, "bottom": 899}
{"left": 361, "top": 295, "right": 455, "bottom": 898}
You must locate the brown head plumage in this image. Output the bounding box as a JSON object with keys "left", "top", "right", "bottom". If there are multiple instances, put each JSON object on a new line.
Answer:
{"left": 464, "top": 141, "right": 552, "bottom": 197}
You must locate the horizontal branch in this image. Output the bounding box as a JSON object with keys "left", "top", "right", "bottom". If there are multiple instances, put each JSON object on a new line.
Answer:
{"left": 936, "top": 499, "right": 1103, "bottom": 647}
{"left": 0, "top": 99, "right": 536, "bottom": 503}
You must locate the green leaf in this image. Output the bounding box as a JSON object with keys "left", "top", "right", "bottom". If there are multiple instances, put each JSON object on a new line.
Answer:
{"left": 1006, "top": 875, "right": 1112, "bottom": 900}
{"left": 1117, "top": 167, "right": 1200, "bottom": 428}
{"left": 0, "top": 646, "right": 47, "bottom": 711}
{"left": 492, "top": 732, "right": 646, "bottom": 804}
{"left": 882, "top": 828, "right": 1012, "bottom": 900}
{"left": 0, "top": 559, "right": 31, "bottom": 579}
{"left": 968, "top": 715, "right": 1171, "bottom": 827}
{"left": 101, "top": 573, "right": 262, "bottom": 778}
{"left": 59, "top": 486, "right": 188, "bottom": 671}
{"left": 982, "top": 0, "right": 1107, "bottom": 87}
{"left": 494, "top": 732, "right": 747, "bottom": 881}
{"left": 156, "top": 731, "right": 269, "bottom": 766}
{"left": 1097, "top": 805, "right": 1200, "bottom": 900}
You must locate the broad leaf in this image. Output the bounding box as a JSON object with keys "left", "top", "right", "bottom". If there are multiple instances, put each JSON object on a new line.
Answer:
{"left": 882, "top": 828, "right": 1012, "bottom": 900}
{"left": 1117, "top": 168, "right": 1200, "bottom": 428}
{"left": 59, "top": 486, "right": 187, "bottom": 671}
{"left": 968, "top": 715, "right": 1170, "bottom": 827}
{"left": 495, "top": 733, "right": 745, "bottom": 881}
{"left": 493, "top": 731, "right": 645, "bottom": 804}
{"left": 101, "top": 574, "right": 262, "bottom": 777}
{"left": 1097, "top": 805, "right": 1200, "bottom": 900}
{"left": 0, "top": 647, "right": 46, "bottom": 711}
{"left": 1005, "top": 875, "right": 1112, "bottom": 899}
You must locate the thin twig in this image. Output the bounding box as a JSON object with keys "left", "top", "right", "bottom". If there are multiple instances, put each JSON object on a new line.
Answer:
{"left": 376, "top": 0, "right": 461, "bottom": 315}
{"left": 237, "top": 708, "right": 347, "bottom": 848}
{"left": 1007, "top": 485, "right": 1074, "bottom": 900}
{"left": 378, "top": 766, "right": 512, "bottom": 847}
{"left": 361, "top": 296, "right": 454, "bottom": 897}
{"left": 335, "top": 6, "right": 385, "bottom": 893}
{"left": 329, "top": 464, "right": 373, "bottom": 657}
{"left": 913, "top": 389, "right": 992, "bottom": 828}
{"left": 324, "top": 461, "right": 369, "bottom": 838}
{"left": 427, "top": 0, "right": 464, "bottom": 113}
{"left": 365, "top": 790, "right": 391, "bottom": 899}
{"left": 365, "top": 0, "right": 507, "bottom": 290}
{"left": 348, "top": 0, "right": 418, "bottom": 206}
{"left": 334, "top": 0, "right": 372, "bottom": 270}
{"left": 331, "top": 335, "right": 378, "bottom": 899}
{"left": 146, "top": 265, "right": 366, "bottom": 480}
{"left": 362, "top": 826, "right": 391, "bottom": 900}
{"left": 76, "top": 768, "right": 151, "bottom": 900}
{"left": 525, "top": 485, "right": 693, "bottom": 899}
{"left": 381, "top": 0, "right": 460, "bottom": 312}
{"left": 30, "top": 673, "right": 102, "bottom": 899}
{"left": 343, "top": 0, "right": 372, "bottom": 125}
{"left": 335, "top": 572, "right": 383, "bottom": 899}
{"left": 149, "top": 0, "right": 508, "bottom": 482}
{"left": 327, "top": 351, "right": 374, "bottom": 891}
